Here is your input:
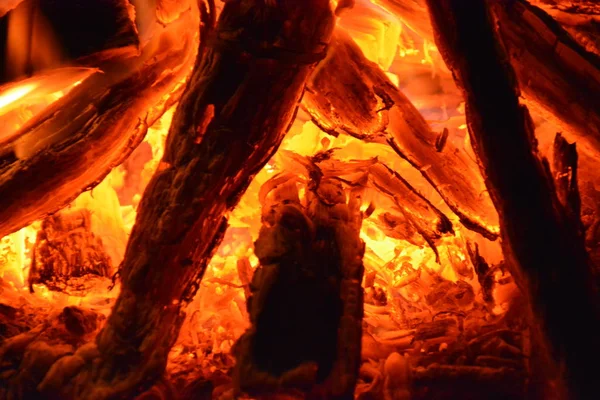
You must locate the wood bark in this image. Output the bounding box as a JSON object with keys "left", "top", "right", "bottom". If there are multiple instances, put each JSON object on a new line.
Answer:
{"left": 39, "top": 1, "right": 336, "bottom": 399}
{"left": 0, "top": 10, "right": 196, "bottom": 240}
{"left": 425, "top": 1, "right": 600, "bottom": 398}
{"left": 303, "top": 30, "right": 499, "bottom": 239}
{"left": 378, "top": 0, "right": 600, "bottom": 158}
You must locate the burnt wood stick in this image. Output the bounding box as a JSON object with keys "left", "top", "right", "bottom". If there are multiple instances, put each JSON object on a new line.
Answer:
{"left": 425, "top": 0, "right": 600, "bottom": 398}
{"left": 303, "top": 30, "right": 499, "bottom": 239}
{"left": 378, "top": 0, "right": 600, "bottom": 158}
{"left": 41, "top": 1, "right": 336, "bottom": 399}
{"left": 0, "top": 11, "right": 196, "bottom": 240}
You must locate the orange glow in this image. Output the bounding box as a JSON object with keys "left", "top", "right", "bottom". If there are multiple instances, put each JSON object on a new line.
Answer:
{"left": 0, "top": 1, "right": 525, "bottom": 395}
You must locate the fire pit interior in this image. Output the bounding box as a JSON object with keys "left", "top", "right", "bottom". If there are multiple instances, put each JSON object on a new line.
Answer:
{"left": 0, "top": 0, "right": 599, "bottom": 399}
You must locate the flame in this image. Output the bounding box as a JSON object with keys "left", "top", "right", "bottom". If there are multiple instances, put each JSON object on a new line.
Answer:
{"left": 0, "top": 0, "right": 521, "bottom": 391}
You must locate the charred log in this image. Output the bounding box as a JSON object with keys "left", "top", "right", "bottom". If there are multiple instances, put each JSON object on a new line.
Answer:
{"left": 303, "top": 30, "right": 499, "bottom": 239}
{"left": 425, "top": 0, "right": 600, "bottom": 398}
{"left": 39, "top": 1, "right": 336, "bottom": 399}
{"left": 0, "top": 9, "right": 195, "bottom": 240}
{"left": 233, "top": 174, "right": 365, "bottom": 399}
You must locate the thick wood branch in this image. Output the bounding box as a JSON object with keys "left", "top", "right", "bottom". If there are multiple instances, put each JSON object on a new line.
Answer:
{"left": 0, "top": 12, "right": 195, "bottom": 239}
{"left": 304, "top": 30, "right": 499, "bottom": 239}
{"left": 39, "top": 2, "right": 336, "bottom": 399}
{"left": 425, "top": 0, "right": 600, "bottom": 398}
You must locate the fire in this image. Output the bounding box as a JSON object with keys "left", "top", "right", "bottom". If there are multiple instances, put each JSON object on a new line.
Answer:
{"left": 0, "top": 0, "right": 525, "bottom": 397}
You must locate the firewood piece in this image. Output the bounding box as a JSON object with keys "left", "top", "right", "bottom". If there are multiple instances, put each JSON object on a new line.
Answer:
{"left": 466, "top": 241, "right": 494, "bottom": 303}
{"left": 27, "top": 209, "right": 112, "bottom": 292}
{"left": 530, "top": 0, "right": 600, "bottom": 57}
{"left": 233, "top": 174, "right": 364, "bottom": 399}
{"left": 378, "top": 0, "right": 600, "bottom": 157}
{"left": 425, "top": 0, "right": 600, "bottom": 398}
{"left": 0, "top": 11, "right": 196, "bottom": 240}
{"left": 303, "top": 30, "right": 499, "bottom": 239}
{"left": 552, "top": 133, "right": 582, "bottom": 232}
{"left": 490, "top": 0, "right": 600, "bottom": 157}
{"left": 50, "top": 2, "right": 336, "bottom": 399}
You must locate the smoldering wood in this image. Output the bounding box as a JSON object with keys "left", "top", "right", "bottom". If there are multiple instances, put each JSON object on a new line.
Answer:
{"left": 233, "top": 174, "right": 364, "bottom": 399}
{"left": 425, "top": 0, "right": 600, "bottom": 398}
{"left": 28, "top": 209, "right": 112, "bottom": 292}
{"left": 38, "top": 2, "right": 337, "bottom": 399}
{"left": 0, "top": 0, "right": 139, "bottom": 84}
{"left": 303, "top": 30, "right": 499, "bottom": 240}
{"left": 0, "top": 11, "right": 196, "bottom": 240}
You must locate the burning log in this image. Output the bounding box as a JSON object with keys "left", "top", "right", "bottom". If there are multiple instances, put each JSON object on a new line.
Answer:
{"left": 530, "top": 0, "right": 600, "bottom": 57}
{"left": 490, "top": 0, "right": 600, "bottom": 158}
{"left": 303, "top": 30, "right": 499, "bottom": 239}
{"left": 39, "top": 1, "right": 337, "bottom": 398}
{"left": 0, "top": 8, "right": 196, "bottom": 240}
{"left": 27, "top": 209, "right": 112, "bottom": 293}
{"left": 233, "top": 172, "right": 365, "bottom": 398}
{"left": 378, "top": 0, "right": 600, "bottom": 157}
{"left": 425, "top": 0, "right": 600, "bottom": 398}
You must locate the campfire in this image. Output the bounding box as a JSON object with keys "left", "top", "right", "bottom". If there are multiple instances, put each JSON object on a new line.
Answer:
{"left": 0, "top": 0, "right": 598, "bottom": 399}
